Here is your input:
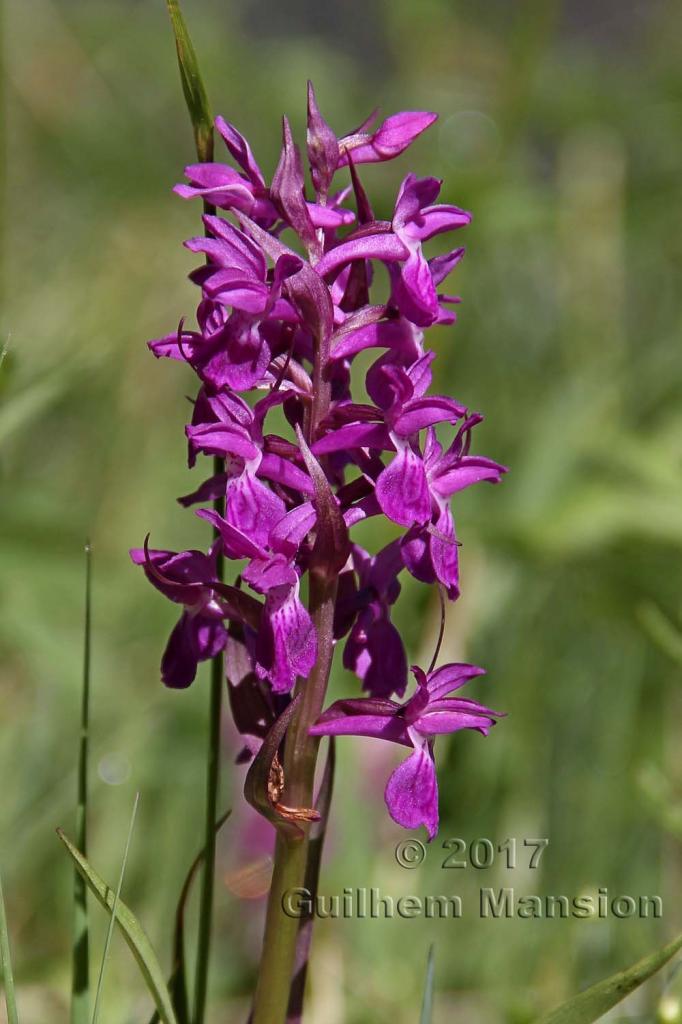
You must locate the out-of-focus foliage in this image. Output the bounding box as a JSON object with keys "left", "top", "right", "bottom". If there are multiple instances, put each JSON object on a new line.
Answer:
{"left": 2, "top": 1, "right": 682, "bottom": 1022}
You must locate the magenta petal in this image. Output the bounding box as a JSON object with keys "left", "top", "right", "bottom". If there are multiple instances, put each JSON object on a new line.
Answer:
{"left": 130, "top": 547, "right": 211, "bottom": 605}
{"left": 344, "top": 612, "right": 408, "bottom": 698}
{"left": 331, "top": 318, "right": 418, "bottom": 362}
{"left": 338, "top": 112, "right": 437, "bottom": 165}
{"left": 186, "top": 423, "right": 259, "bottom": 462}
{"left": 430, "top": 504, "right": 460, "bottom": 599}
{"left": 315, "top": 234, "right": 410, "bottom": 279}
{"left": 202, "top": 275, "right": 269, "bottom": 313}
{"left": 307, "top": 203, "right": 354, "bottom": 229}
{"left": 309, "top": 697, "right": 407, "bottom": 743}
{"left": 196, "top": 509, "right": 264, "bottom": 561}
{"left": 258, "top": 453, "right": 314, "bottom": 495}
{"left": 161, "top": 612, "right": 226, "bottom": 689}
{"left": 426, "top": 662, "right": 485, "bottom": 700}
{"left": 269, "top": 502, "right": 317, "bottom": 556}
{"left": 202, "top": 214, "right": 266, "bottom": 275}
{"left": 309, "top": 712, "right": 407, "bottom": 743}
{"left": 243, "top": 554, "right": 297, "bottom": 593}
{"left": 256, "top": 583, "right": 317, "bottom": 693}
{"left": 431, "top": 455, "right": 508, "bottom": 497}
{"left": 312, "top": 422, "right": 392, "bottom": 455}
{"left": 393, "top": 174, "right": 442, "bottom": 232}
{"left": 161, "top": 613, "right": 200, "bottom": 688}
{"left": 393, "top": 396, "right": 466, "bottom": 436}
{"left": 201, "top": 323, "right": 270, "bottom": 391}
{"left": 384, "top": 746, "right": 439, "bottom": 840}
{"left": 417, "top": 706, "right": 496, "bottom": 736}
{"left": 429, "top": 247, "right": 466, "bottom": 286}
{"left": 376, "top": 444, "right": 431, "bottom": 527}
{"left": 148, "top": 331, "right": 201, "bottom": 362}
{"left": 225, "top": 472, "right": 286, "bottom": 550}
{"left": 409, "top": 205, "right": 471, "bottom": 242}
{"left": 400, "top": 527, "right": 436, "bottom": 586}
{"left": 182, "top": 162, "right": 244, "bottom": 189}
{"left": 392, "top": 250, "right": 439, "bottom": 327}
{"left": 215, "top": 115, "right": 266, "bottom": 187}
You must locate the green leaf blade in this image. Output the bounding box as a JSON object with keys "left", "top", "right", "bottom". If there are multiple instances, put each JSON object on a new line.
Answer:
{"left": 57, "top": 829, "right": 179, "bottom": 1024}
{"left": 0, "top": 870, "right": 19, "bottom": 1024}
{"left": 164, "top": 0, "right": 213, "bottom": 161}
{"left": 535, "top": 932, "right": 682, "bottom": 1024}
{"left": 419, "top": 945, "right": 435, "bottom": 1024}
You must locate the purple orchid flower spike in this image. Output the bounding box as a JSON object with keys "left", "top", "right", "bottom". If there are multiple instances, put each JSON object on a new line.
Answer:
{"left": 134, "top": 84, "right": 507, "bottom": 949}
{"left": 310, "top": 662, "right": 502, "bottom": 839}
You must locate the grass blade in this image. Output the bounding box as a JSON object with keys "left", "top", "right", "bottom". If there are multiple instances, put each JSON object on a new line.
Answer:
{"left": 56, "top": 827, "right": 179, "bottom": 1024}
{"left": 164, "top": 0, "right": 213, "bottom": 161}
{"left": 0, "top": 870, "right": 19, "bottom": 1024}
{"left": 535, "top": 931, "right": 682, "bottom": 1024}
{"left": 71, "top": 540, "right": 92, "bottom": 1024}
{"left": 419, "top": 945, "right": 435, "bottom": 1024}
{"left": 91, "top": 792, "right": 139, "bottom": 1024}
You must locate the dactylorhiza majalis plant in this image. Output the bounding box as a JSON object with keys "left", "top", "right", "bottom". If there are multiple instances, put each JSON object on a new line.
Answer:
{"left": 131, "top": 85, "right": 507, "bottom": 1020}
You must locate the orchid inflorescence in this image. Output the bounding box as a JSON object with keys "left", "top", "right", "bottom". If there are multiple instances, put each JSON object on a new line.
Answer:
{"left": 131, "top": 84, "right": 507, "bottom": 840}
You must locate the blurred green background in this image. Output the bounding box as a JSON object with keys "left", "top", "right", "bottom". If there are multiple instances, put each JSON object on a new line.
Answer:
{"left": 2, "top": 0, "right": 682, "bottom": 1021}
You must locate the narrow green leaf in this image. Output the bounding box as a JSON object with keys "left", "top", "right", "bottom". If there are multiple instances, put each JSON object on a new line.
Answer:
{"left": 0, "top": 870, "right": 19, "bottom": 1024}
{"left": 56, "top": 829, "right": 179, "bottom": 1024}
{"left": 91, "top": 793, "right": 139, "bottom": 1024}
{"left": 419, "top": 945, "right": 435, "bottom": 1024}
{"left": 71, "top": 541, "right": 92, "bottom": 1024}
{"left": 165, "top": 0, "right": 213, "bottom": 161}
{"left": 638, "top": 600, "right": 682, "bottom": 666}
{"left": 535, "top": 931, "right": 682, "bottom": 1024}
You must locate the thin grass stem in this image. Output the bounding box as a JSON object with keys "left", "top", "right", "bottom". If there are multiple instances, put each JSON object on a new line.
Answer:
{"left": 0, "top": 870, "right": 19, "bottom": 1024}
{"left": 91, "top": 792, "right": 140, "bottom": 1024}
{"left": 71, "top": 540, "right": 92, "bottom": 1024}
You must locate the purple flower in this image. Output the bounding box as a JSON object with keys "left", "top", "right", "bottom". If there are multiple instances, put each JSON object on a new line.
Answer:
{"left": 338, "top": 541, "right": 407, "bottom": 699}
{"left": 310, "top": 663, "right": 502, "bottom": 839}
{"left": 129, "top": 545, "right": 228, "bottom": 688}
{"left": 197, "top": 505, "right": 317, "bottom": 693}
{"left": 338, "top": 110, "right": 438, "bottom": 166}
{"left": 315, "top": 174, "right": 470, "bottom": 328}
{"left": 174, "top": 116, "right": 279, "bottom": 227}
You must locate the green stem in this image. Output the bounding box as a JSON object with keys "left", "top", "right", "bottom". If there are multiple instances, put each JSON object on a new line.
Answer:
{"left": 192, "top": 455, "right": 223, "bottom": 1024}
{"left": 72, "top": 542, "right": 92, "bottom": 1024}
{"left": 251, "top": 573, "right": 337, "bottom": 1024}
